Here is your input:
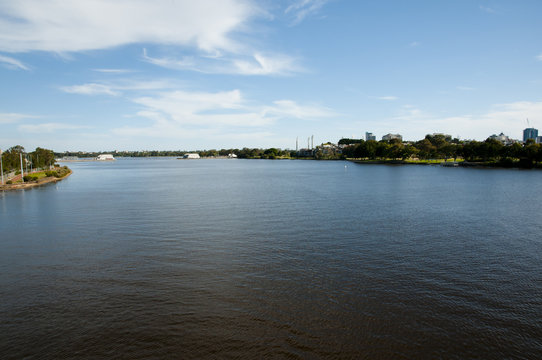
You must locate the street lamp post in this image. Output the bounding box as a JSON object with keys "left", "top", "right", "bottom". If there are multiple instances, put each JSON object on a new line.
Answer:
{"left": 20, "top": 151, "right": 24, "bottom": 183}
{"left": 0, "top": 149, "right": 4, "bottom": 185}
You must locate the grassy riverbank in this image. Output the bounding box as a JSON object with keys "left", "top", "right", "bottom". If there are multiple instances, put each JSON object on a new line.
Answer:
{"left": 1, "top": 166, "right": 72, "bottom": 191}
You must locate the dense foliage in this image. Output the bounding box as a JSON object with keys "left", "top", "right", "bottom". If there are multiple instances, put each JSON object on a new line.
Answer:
{"left": 1, "top": 145, "right": 55, "bottom": 173}
{"left": 341, "top": 135, "right": 542, "bottom": 167}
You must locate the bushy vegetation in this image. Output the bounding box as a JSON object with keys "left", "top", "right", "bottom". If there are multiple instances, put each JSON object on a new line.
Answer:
{"left": 341, "top": 135, "right": 542, "bottom": 167}
{"left": 1, "top": 145, "right": 56, "bottom": 173}
{"left": 45, "top": 166, "right": 70, "bottom": 178}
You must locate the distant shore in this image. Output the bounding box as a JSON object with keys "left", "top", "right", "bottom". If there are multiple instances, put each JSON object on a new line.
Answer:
{"left": 349, "top": 159, "right": 542, "bottom": 169}
{"left": 0, "top": 168, "right": 72, "bottom": 191}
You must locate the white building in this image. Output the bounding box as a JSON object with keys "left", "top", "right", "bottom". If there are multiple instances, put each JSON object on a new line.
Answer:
{"left": 489, "top": 132, "right": 515, "bottom": 145}
{"left": 382, "top": 133, "right": 403, "bottom": 142}
{"left": 183, "top": 153, "right": 201, "bottom": 159}
{"left": 96, "top": 154, "right": 115, "bottom": 161}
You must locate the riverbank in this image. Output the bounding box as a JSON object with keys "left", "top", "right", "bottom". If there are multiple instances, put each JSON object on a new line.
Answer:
{"left": 349, "top": 158, "right": 542, "bottom": 169}
{"left": 349, "top": 159, "right": 457, "bottom": 166}
{"left": 0, "top": 167, "right": 72, "bottom": 191}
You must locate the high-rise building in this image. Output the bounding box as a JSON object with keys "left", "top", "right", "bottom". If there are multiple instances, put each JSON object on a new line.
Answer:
{"left": 365, "top": 132, "right": 376, "bottom": 141}
{"left": 523, "top": 128, "right": 538, "bottom": 142}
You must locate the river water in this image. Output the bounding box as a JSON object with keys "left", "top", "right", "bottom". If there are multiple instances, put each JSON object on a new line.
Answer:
{"left": 1, "top": 158, "right": 541, "bottom": 359}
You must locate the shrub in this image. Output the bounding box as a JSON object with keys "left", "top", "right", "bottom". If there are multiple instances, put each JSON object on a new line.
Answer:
{"left": 6, "top": 180, "right": 12, "bottom": 184}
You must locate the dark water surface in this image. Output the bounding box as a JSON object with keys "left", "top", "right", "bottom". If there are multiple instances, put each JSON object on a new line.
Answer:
{"left": 1, "top": 158, "right": 542, "bottom": 359}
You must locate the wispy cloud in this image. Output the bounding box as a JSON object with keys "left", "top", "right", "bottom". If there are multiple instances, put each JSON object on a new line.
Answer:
{"left": 479, "top": 5, "right": 496, "bottom": 13}
{"left": 18, "top": 122, "right": 90, "bottom": 133}
{"left": 0, "top": 54, "right": 29, "bottom": 70}
{"left": 373, "top": 96, "right": 398, "bottom": 101}
{"left": 142, "top": 49, "right": 197, "bottom": 71}
{"left": 63, "top": 79, "right": 180, "bottom": 95}
{"left": 142, "top": 48, "right": 301, "bottom": 76}
{"left": 232, "top": 53, "right": 300, "bottom": 75}
{"left": 111, "top": 88, "right": 335, "bottom": 142}
{"left": 536, "top": 53, "right": 542, "bottom": 61}
{"left": 456, "top": 86, "right": 475, "bottom": 91}
{"left": 92, "top": 68, "right": 133, "bottom": 74}
{"left": 285, "top": 0, "right": 328, "bottom": 25}
{"left": 385, "top": 100, "right": 542, "bottom": 140}
{"left": 0, "top": 112, "right": 38, "bottom": 124}
{"left": 409, "top": 41, "right": 421, "bottom": 47}
{"left": 264, "top": 100, "right": 336, "bottom": 119}
{"left": 60, "top": 83, "right": 120, "bottom": 96}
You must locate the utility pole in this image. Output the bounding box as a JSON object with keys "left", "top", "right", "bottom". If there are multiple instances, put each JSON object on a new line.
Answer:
{"left": 311, "top": 135, "right": 314, "bottom": 149}
{"left": 0, "top": 149, "right": 4, "bottom": 185}
{"left": 20, "top": 151, "right": 24, "bottom": 183}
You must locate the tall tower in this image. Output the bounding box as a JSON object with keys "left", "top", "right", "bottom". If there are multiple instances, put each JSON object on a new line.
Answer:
{"left": 296, "top": 137, "right": 298, "bottom": 151}
{"left": 523, "top": 128, "right": 538, "bottom": 142}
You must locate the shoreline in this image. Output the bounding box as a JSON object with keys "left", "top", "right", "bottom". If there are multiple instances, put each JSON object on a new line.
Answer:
{"left": 349, "top": 159, "right": 542, "bottom": 169}
{"left": 0, "top": 169, "right": 72, "bottom": 191}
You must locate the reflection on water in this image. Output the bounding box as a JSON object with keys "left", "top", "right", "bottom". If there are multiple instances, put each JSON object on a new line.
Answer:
{"left": 1, "top": 159, "right": 542, "bottom": 359}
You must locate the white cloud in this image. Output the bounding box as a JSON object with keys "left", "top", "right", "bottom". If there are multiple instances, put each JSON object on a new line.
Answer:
{"left": 374, "top": 96, "right": 398, "bottom": 101}
{"left": 285, "top": 0, "right": 328, "bottom": 25}
{"left": 0, "top": 0, "right": 257, "bottom": 53}
{"left": 111, "top": 88, "right": 335, "bottom": 143}
{"left": 0, "top": 54, "right": 29, "bottom": 70}
{"left": 61, "top": 83, "right": 120, "bottom": 96}
{"left": 142, "top": 49, "right": 197, "bottom": 71}
{"left": 536, "top": 53, "right": 542, "bottom": 61}
{"left": 18, "top": 122, "right": 90, "bottom": 133}
{"left": 456, "top": 86, "right": 475, "bottom": 91}
{"left": 386, "top": 100, "right": 542, "bottom": 140}
{"left": 409, "top": 41, "right": 421, "bottom": 47}
{"left": 142, "top": 48, "right": 301, "bottom": 75}
{"left": 92, "top": 68, "right": 133, "bottom": 74}
{"left": 133, "top": 89, "right": 245, "bottom": 123}
{"left": 264, "top": 100, "right": 335, "bottom": 119}
{"left": 0, "top": 112, "right": 38, "bottom": 124}
{"left": 63, "top": 79, "right": 179, "bottom": 95}
{"left": 232, "top": 53, "right": 300, "bottom": 75}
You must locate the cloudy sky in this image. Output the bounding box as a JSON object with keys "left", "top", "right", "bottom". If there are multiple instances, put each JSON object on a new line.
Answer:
{"left": 1, "top": 0, "right": 542, "bottom": 151}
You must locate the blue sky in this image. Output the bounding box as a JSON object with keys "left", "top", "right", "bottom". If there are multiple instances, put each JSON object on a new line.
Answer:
{"left": 1, "top": 0, "right": 542, "bottom": 151}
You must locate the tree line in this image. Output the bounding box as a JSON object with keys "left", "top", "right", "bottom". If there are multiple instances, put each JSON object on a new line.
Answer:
{"left": 340, "top": 134, "right": 542, "bottom": 167}
{"left": 44, "top": 133, "right": 542, "bottom": 168}
{"left": 1, "top": 146, "right": 56, "bottom": 173}
{"left": 56, "top": 148, "right": 295, "bottom": 159}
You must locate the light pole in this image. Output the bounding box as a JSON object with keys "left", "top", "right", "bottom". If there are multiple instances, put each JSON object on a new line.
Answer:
{"left": 0, "top": 149, "right": 4, "bottom": 185}
{"left": 20, "top": 151, "right": 24, "bottom": 183}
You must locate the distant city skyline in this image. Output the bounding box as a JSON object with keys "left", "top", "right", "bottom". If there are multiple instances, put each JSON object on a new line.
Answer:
{"left": 1, "top": 1, "right": 542, "bottom": 151}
